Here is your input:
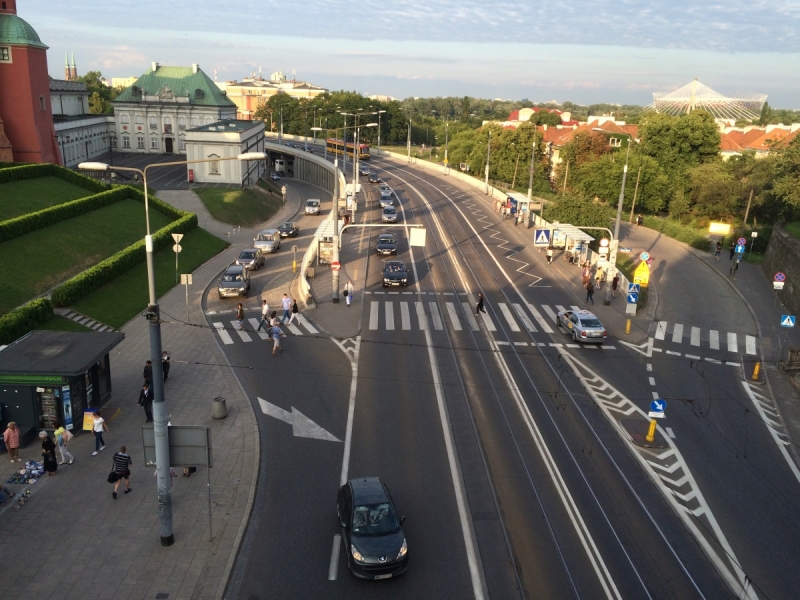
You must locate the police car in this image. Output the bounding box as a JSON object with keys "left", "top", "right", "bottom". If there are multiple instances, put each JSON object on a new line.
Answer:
{"left": 555, "top": 309, "right": 608, "bottom": 344}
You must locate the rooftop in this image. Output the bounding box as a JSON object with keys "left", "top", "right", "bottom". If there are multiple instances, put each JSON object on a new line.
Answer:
{"left": 187, "top": 119, "right": 263, "bottom": 133}
{"left": 0, "top": 13, "right": 47, "bottom": 49}
{"left": 114, "top": 64, "right": 235, "bottom": 108}
{"left": 0, "top": 331, "right": 125, "bottom": 377}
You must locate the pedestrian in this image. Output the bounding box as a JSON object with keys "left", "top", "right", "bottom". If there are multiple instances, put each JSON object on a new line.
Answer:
{"left": 729, "top": 241, "right": 735, "bottom": 260}
{"left": 0, "top": 484, "right": 15, "bottom": 502}
{"left": 514, "top": 212, "right": 519, "bottom": 226}
{"left": 270, "top": 323, "right": 284, "bottom": 356}
{"left": 256, "top": 300, "right": 270, "bottom": 331}
{"left": 92, "top": 411, "right": 108, "bottom": 456}
{"left": 611, "top": 274, "right": 619, "bottom": 298}
{"left": 111, "top": 446, "right": 132, "bottom": 499}
{"left": 731, "top": 257, "right": 740, "bottom": 278}
{"left": 344, "top": 280, "right": 354, "bottom": 307}
{"left": 269, "top": 310, "right": 279, "bottom": 327}
{"left": 143, "top": 360, "right": 153, "bottom": 386}
{"left": 280, "top": 293, "right": 292, "bottom": 323}
{"left": 595, "top": 265, "right": 605, "bottom": 289}
{"left": 39, "top": 431, "right": 58, "bottom": 476}
{"left": 3, "top": 422, "right": 20, "bottom": 463}
{"left": 636, "top": 214, "right": 643, "bottom": 226}
{"left": 581, "top": 263, "right": 591, "bottom": 288}
{"left": 288, "top": 299, "right": 299, "bottom": 324}
{"left": 236, "top": 302, "right": 245, "bottom": 330}
{"left": 54, "top": 422, "right": 74, "bottom": 465}
{"left": 476, "top": 292, "right": 487, "bottom": 316}
{"left": 714, "top": 241, "right": 722, "bottom": 261}
{"left": 162, "top": 350, "right": 171, "bottom": 382}
{"left": 546, "top": 246, "right": 554, "bottom": 265}
{"left": 138, "top": 382, "right": 153, "bottom": 423}
{"left": 586, "top": 280, "right": 595, "bottom": 304}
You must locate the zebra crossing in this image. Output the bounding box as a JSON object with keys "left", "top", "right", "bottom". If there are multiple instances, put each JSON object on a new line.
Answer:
{"left": 653, "top": 320, "right": 757, "bottom": 355}
{"left": 212, "top": 315, "right": 319, "bottom": 345}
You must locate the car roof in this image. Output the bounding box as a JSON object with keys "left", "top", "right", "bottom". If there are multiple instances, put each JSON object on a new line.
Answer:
{"left": 349, "top": 477, "right": 389, "bottom": 504}
{"left": 385, "top": 260, "right": 404, "bottom": 267}
{"left": 225, "top": 265, "right": 244, "bottom": 273}
{"left": 307, "top": 198, "right": 320, "bottom": 202}
{"left": 280, "top": 222, "right": 295, "bottom": 226}
{"left": 383, "top": 206, "right": 396, "bottom": 211}
{"left": 239, "top": 248, "right": 258, "bottom": 254}
{"left": 257, "top": 228, "right": 279, "bottom": 235}
{"left": 378, "top": 233, "right": 394, "bottom": 239}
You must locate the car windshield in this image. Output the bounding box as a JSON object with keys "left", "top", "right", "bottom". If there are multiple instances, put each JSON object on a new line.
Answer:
{"left": 280, "top": 223, "right": 293, "bottom": 229}
{"left": 221, "top": 274, "right": 241, "bottom": 282}
{"left": 385, "top": 263, "right": 405, "bottom": 273}
{"left": 307, "top": 201, "right": 319, "bottom": 206}
{"left": 352, "top": 502, "right": 400, "bottom": 535}
{"left": 580, "top": 317, "right": 602, "bottom": 328}
{"left": 239, "top": 252, "right": 255, "bottom": 259}
{"left": 378, "top": 236, "right": 394, "bottom": 244}
{"left": 384, "top": 208, "right": 396, "bottom": 214}
{"left": 257, "top": 234, "right": 272, "bottom": 241}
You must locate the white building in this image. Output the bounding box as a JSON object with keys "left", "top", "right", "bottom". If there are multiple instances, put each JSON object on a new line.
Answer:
{"left": 185, "top": 119, "right": 265, "bottom": 186}
{"left": 50, "top": 79, "right": 115, "bottom": 168}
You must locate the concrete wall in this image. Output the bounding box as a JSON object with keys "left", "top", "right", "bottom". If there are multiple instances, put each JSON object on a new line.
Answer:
{"left": 762, "top": 223, "right": 800, "bottom": 316}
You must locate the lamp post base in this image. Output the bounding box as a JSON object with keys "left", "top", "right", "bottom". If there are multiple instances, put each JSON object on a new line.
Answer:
{"left": 161, "top": 534, "right": 175, "bottom": 547}
{"left": 332, "top": 298, "right": 340, "bottom": 304}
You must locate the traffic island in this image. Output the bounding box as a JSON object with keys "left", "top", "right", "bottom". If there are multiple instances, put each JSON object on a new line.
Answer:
{"left": 620, "top": 418, "right": 669, "bottom": 449}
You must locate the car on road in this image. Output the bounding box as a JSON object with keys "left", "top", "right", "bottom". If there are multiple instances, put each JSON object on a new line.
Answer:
{"left": 269, "top": 173, "right": 281, "bottom": 181}
{"left": 376, "top": 232, "right": 397, "bottom": 256}
{"left": 368, "top": 172, "right": 379, "bottom": 183}
{"left": 382, "top": 260, "right": 408, "bottom": 286}
{"left": 253, "top": 228, "right": 281, "bottom": 254}
{"left": 305, "top": 147, "right": 314, "bottom": 153}
{"left": 359, "top": 165, "right": 370, "bottom": 176}
{"left": 379, "top": 193, "right": 393, "bottom": 207}
{"left": 235, "top": 248, "right": 264, "bottom": 271}
{"left": 337, "top": 477, "right": 408, "bottom": 580}
{"left": 555, "top": 309, "right": 608, "bottom": 343}
{"left": 278, "top": 221, "right": 300, "bottom": 238}
{"left": 378, "top": 184, "right": 391, "bottom": 195}
{"left": 218, "top": 265, "right": 250, "bottom": 299}
{"left": 381, "top": 206, "right": 397, "bottom": 223}
{"left": 305, "top": 199, "right": 320, "bottom": 215}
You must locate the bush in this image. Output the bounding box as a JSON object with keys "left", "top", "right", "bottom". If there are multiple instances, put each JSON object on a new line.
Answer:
{"left": 0, "top": 298, "right": 53, "bottom": 345}
{"left": 0, "top": 164, "right": 54, "bottom": 183}
{"left": 642, "top": 215, "right": 711, "bottom": 251}
{"left": 55, "top": 167, "right": 110, "bottom": 193}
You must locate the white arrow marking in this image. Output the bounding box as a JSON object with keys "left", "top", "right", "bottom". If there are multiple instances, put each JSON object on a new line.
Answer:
{"left": 258, "top": 397, "right": 341, "bottom": 442}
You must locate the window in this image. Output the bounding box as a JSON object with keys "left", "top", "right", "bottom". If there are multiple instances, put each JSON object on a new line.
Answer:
{"left": 204, "top": 117, "right": 213, "bottom": 125}
{"left": 149, "top": 116, "right": 157, "bottom": 130}
{"left": 609, "top": 137, "right": 621, "bottom": 148}
{"left": 190, "top": 117, "right": 199, "bottom": 127}
{"left": 163, "top": 117, "right": 172, "bottom": 134}
{"left": 0, "top": 46, "right": 11, "bottom": 62}
{"left": 150, "top": 137, "right": 159, "bottom": 149}
{"left": 179, "top": 138, "right": 186, "bottom": 151}
{"left": 137, "top": 137, "right": 145, "bottom": 149}
{"left": 39, "top": 96, "right": 46, "bottom": 110}
{"left": 209, "top": 154, "right": 220, "bottom": 174}
{"left": 111, "top": 137, "right": 117, "bottom": 148}
{"left": 120, "top": 114, "right": 130, "bottom": 124}
{"left": 122, "top": 136, "right": 130, "bottom": 149}
{"left": 178, "top": 117, "right": 186, "bottom": 131}
{"left": 135, "top": 114, "right": 143, "bottom": 124}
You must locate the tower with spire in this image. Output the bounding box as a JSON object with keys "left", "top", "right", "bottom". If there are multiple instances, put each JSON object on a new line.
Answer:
{"left": 64, "top": 51, "right": 77, "bottom": 81}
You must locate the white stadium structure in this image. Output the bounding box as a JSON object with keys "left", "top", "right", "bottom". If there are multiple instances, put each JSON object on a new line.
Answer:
{"left": 651, "top": 79, "right": 767, "bottom": 121}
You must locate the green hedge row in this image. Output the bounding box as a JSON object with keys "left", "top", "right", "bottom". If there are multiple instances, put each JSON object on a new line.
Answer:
{"left": 642, "top": 216, "right": 711, "bottom": 252}
{"left": 0, "top": 298, "right": 53, "bottom": 345}
{"left": 0, "top": 163, "right": 109, "bottom": 193}
{"left": 51, "top": 213, "right": 198, "bottom": 307}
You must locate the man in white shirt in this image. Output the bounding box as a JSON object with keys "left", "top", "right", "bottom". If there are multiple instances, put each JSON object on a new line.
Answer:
{"left": 280, "top": 293, "right": 292, "bottom": 324}
{"left": 344, "top": 280, "right": 354, "bottom": 306}
{"left": 256, "top": 300, "right": 270, "bottom": 331}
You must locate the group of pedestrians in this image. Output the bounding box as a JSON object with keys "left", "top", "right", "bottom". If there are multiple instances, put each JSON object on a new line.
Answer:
{"left": 254, "top": 293, "right": 298, "bottom": 356}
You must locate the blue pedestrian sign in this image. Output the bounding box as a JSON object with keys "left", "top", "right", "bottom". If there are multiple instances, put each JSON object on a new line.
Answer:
{"left": 650, "top": 399, "right": 667, "bottom": 413}
{"left": 781, "top": 315, "right": 796, "bottom": 328}
{"left": 627, "top": 283, "right": 640, "bottom": 293}
{"left": 627, "top": 292, "right": 639, "bottom": 304}
{"left": 534, "top": 229, "right": 551, "bottom": 246}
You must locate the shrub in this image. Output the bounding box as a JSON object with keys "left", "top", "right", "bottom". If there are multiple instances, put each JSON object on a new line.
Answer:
{"left": 0, "top": 164, "right": 53, "bottom": 184}
{"left": 642, "top": 216, "right": 711, "bottom": 251}
{"left": 0, "top": 298, "right": 53, "bottom": 345}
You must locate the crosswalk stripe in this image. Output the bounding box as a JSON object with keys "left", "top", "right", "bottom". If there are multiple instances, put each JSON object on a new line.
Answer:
{"left": 400, "top": 302, "right": 411, "bottom": 330}
{"left": 746, "top": 335, "right": 757, "bottom": 355}
{"left": 513, "top": 303, "right": 537, "bottom": 332}
{"left": 213, "top": 322, "right": 234, "bottom": 345}
{"left": 429, "top": 302, "right": 444, "bottom": 330}
{"left": 369, "top": 301, "right": 379, "bottom": 330}
{"left": 285, "top": 322, "right": 303, "bottom": 335}
{"left": 672, "top": 323, "right": 683, "bottom": 343}
{"left": 690, "top": 326, "right": 701, "bottom": 346}
{"left": 709, "top": 330, "right": 720, "bottom": 350}
{"left": 461, "top": 303, "right": 479, "bottom": 331}
{"left": 479, "top": 311, "right": 496, "bottom": 331}
{"left": 295, "top": 314, "right": 318, "bottom": 334}
{"left": 386, "top": 301, "right": 395, "bottom": 330}
{"left": 570, "top": 305, "right": 581, "bottom": 312}
{"left": 248, "top": 318, "right": 270, "bottom": 340}
{"left": 415, "top": 302, "right": 428, "bottom": 330}
{"left": 230, "top": 321, "right": 252, "bottom": 342}
{"left": 526, "top": 302, "right": 553, "bottom": 333}
{"left": 541, "top": 305, "right": 557, "bottom": 321}
{"left": 446, "top": 302, "right": 462, "bottom": 331}
{"left": 728, "top": 332, "right": 738, "bottom": 353}
{"left": 654, "top": 321, "right": 667, "bottom": 340}
{"left": 555, "top": 304, "right": 568, "bottom": 313}
{"left": 498, "top": 303, "right": 521, "bottom": 332}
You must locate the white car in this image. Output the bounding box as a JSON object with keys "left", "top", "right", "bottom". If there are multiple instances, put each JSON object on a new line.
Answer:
{"left": 555, "top": 309, "right": 608, "bottom": 344}
{"left": 382, "top": 207, "right": 398, "bottom": 223}
{"left": 305, "top": 199, "right": 320, "bottom": 215}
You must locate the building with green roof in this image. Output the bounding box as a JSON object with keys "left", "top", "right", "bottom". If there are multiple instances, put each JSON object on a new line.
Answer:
{"left": 113, "top": 62, "right": 236, "bottom": 155}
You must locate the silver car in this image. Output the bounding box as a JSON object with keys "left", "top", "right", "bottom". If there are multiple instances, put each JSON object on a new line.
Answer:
{"left": 253, "top": 229, "right": 281, "bottom": 254}
{"left": 379, "top": 193, "right": 393, "bottom": 207}
{"left": 305, "top": 199, "right": 320, "bottom": 215}
{"left": 382, "top": 206, "right": 397, "bottom": 223}
{"left": 235, "top": 248, "right": 264, "bottom": 271}
{"left": 378, "top": 184, "right": 392, "bottom": 195}
{"left": 555, "top": 309, "right": 608, "bottom": 344}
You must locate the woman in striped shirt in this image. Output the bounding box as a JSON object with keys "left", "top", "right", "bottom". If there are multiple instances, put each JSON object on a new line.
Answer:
{"left": 112, "top": 446, "right": 132, "bottom": 499}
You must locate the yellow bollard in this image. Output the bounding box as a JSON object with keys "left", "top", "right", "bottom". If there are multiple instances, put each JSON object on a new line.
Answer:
{"left": 292, "top": 259, "right": 297, "bottom": 273}
{"left": 752, "top": 361, "right": 761, "bottom": 381}
{"left": 645, "top": 419, "right": 657, "bottom": 443}
{"left": 625, "top": 319, "right": 631, "bottom": 335}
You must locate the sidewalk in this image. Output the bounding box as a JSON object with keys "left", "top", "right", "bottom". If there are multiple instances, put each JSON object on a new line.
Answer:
{"left": 0, "top": 187, "right": 303, "bottom": 600}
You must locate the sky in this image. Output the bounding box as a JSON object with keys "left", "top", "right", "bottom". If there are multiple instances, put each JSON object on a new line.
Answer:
{"left": 23, "top": 0, "right": 800, "bottom": 109}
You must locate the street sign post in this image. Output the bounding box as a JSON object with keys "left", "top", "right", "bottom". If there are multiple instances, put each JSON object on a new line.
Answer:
{"left": 627, "top": 292, "right": 639, "bottom": 304}
{"left": 180, "top": 273, "right": 192, "bottom": 323}
{"left": 171, "top": 233, "right": 184, "bottom": 285}
{"left": 781, "top": 315, "right": 796, "bottom": 328}
{"left": 639, "top": 252, "right": 650, "bottom": 261}
{"left": 627, "top": 283, "right": 640, "bottom": 293}
{"left": 648, "top": 399, "right": 666, "bottom": 419}
{"left": 331, "top": 261, "right": 341, "bottom": 272}
{"left": 534, "top": 229, "right": 551, "bottom": 247}
{"left": 775, "top": 272, "right": 786, "bottom": 291}
{"left": 737, "top": 237, "right": 747, "bottom": 246}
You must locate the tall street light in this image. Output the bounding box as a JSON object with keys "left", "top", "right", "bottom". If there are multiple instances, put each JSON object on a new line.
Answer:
{"left": 484, "top": 130, "right": 492, "bottom": 195}
{"left": 372, "top": 109, "right": 386, "bottom": 152}
{"left": 78, "top": 152, "right": 267, "bottom": 546}
{"left": 444, "top": 121, "right": 449, "bottom": 175}
{"left": 527, "top": 130, "right": 538, "bottom": 222}
{"left": 605, "top": 141, "right": 632, "bottom": 306}
{"left": 407, "top": 121, "right": 412, "bottom": 163}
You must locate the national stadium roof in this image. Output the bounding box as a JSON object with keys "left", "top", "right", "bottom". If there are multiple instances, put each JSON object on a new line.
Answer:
{"left": 650, "top": 79, "right": 767, "bottom": 121}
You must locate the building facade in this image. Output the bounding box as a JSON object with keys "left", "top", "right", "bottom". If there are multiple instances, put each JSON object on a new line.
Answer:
{"left": 185, "top": 119, "right": 265, "bottom": 186}
{"left": 50, "top": 79, "right": 115, "bottom": 168}
{"left": 112, "top": 62, "right": 237, "bottom": 155}
{"left": 221, "top": 72, "right": 327, "bottom": 120}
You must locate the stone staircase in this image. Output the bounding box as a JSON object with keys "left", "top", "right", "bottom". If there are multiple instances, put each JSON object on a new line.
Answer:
{"left": 53, "top": 308, "right": 115, "bottom": 332}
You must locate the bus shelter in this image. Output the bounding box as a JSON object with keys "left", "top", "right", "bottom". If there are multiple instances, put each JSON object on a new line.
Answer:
{"left": 506, "top": 192, "right": 543, "bottom": 228}
{"left": 549, "top": 223, "right": 595, "bottom": 264}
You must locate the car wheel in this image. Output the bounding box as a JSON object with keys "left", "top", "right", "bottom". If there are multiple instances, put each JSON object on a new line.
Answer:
{"left": 572, "top": 330, "right": 578, "bottom": 342}
{"left": 555, "top": 316, "right": 561, "bottom": 328}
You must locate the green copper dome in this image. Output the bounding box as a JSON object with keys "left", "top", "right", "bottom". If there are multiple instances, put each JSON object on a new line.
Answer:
{"left": 0, "top": 14, "right": 48, "bottom": 49}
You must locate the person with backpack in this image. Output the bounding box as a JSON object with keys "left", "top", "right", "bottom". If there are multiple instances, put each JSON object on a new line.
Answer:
{"left": 54, "top": 423, "right": 74, "bottom": 465}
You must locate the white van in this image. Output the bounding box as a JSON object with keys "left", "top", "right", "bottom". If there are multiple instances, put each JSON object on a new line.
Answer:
{"left": 305, "top": 199, "right": 320, "bottom": 215}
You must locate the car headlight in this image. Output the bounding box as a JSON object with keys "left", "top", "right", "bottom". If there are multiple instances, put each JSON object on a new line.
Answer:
{"left": 239, "top": 286, "right": 246, "bottom": 291}
{"left": 396, "top": 539, "right": 407, "bottom": 560}
{"left": 351, "top": 545, "right": 366, "bottom": 563}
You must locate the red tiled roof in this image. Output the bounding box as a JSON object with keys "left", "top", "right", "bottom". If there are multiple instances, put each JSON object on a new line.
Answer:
{"left": 719, "top": 133, "right": 743, "bottom": 152}
{"left": 747, "top": 129, "right": 797, "bottom": 151}
{"left": 507, "top": 110, "right": 520, "bottom": 121}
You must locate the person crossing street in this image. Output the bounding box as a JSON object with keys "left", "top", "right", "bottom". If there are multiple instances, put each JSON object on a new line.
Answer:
{"left": 280, "top": 294, "right": 292, "bottom": 324}
{"left": 257, "top": 300, "right": 270, "bottom": 331}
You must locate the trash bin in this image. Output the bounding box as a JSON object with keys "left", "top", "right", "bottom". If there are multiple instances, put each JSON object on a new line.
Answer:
{"left": 212, "top": 397, "right": 228, "bottom": 420}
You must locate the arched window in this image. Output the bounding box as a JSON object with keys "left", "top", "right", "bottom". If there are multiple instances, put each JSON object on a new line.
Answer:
{"left": 208, "top": 154, "right": 220, "bottom": 174}
{"left": 120, "top": 114, "right": 130, "bottom": 124}
{"left": 149, "top": 115, "right": 157, "bottom": 130}
{"left": 135, "top": 114, "right": 143, "bottom": 124}
{"left": 164, "top": 116, "right": 172, "bottom": 134}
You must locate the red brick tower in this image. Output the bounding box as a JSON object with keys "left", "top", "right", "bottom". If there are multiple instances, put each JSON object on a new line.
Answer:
{"left": 0, "top": 0, "right": 62, "bottom": 164}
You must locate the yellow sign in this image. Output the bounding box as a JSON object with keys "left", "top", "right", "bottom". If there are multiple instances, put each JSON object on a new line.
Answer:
{"left": 709, "top": 222, "right": 731, "bottom": 235}
{"left": 83, "top": 411, "right": 96, "bottom": 431}
{"left": 634, "top": 262, "right": 650, "bottom": 287}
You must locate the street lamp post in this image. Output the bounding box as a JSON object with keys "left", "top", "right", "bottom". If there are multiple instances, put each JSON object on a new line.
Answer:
{"left": 444, "top": 122, "right": 449, "bottom": 175}
{"left": 374, "top": 109, "right": 386, "bottom": 152}
{"left": 407, "top": 121, "right": 412, "bottom": 163}
{"left": 78, "top": 151, "right": 266, "bottom": 547}
{"left": 279, "top": 104, "right": 284, "bottom": 143}
{"left": 605, "top": 142, "right": 632, "bottom": 305}
{"left": 484, "top": 130, "right": 492, "bottom": 195}
{"left": 527, "top": 130, "right": 537, "bottom": 222}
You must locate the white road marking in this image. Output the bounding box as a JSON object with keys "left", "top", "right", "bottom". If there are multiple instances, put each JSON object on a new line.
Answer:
{"left": 745, "top": 335, "right": 757, "bottom": 355}
{"left": 213, "top": 322, "right": 233, "bottom": 345}
{"left": 652, "top": 391, "right": 660, "bottom": 399}
{"left": 336, "top": 337, "right": 361, "bottom": 486}
{"left": 512, "top": 303, "right": 537, "bottom": 332}
{"left": 258, "top": 398, "right": 340, "bottom": 441}
{"left": 446, "top": 302, "right": 463, "bottom": 331}
{"left": 248, "top": 318, "right": 269, "bottom": 340}
{"left": 690, "top": 327, "right": 700, "bottom": 346}
{"left": 498, "top": 303, "right": 521, "bottom": 331}
{"left": 385, "top": 301, "right": 395, "bottom": 330}
{"left": 666, "top": 427, "right": 675, "bottom": 439}
{"left": 654, "top": 321, "right": 667, "bottom": 340}
{"left": 566, "top": 343, "right": 581, "bottom": 348}
{"left": 647, "top": 363, "right": 653, "bottom": 372}
{"left": 541, "top": 304, "right": 557, "bottom": 321}
{"left": 526, "top": 303, "right": 553, "bottom": 333}
{"left": 369, "top": 301, "right": 379, "bottom": 330}
{"left": 727, "top": 332, "right": 738, "bottom": 353}
{"left": 649, "top": 377, "right": 656, "bottom": 386}
{"left": 671, "top": 323, "right": 684, "bottom": 343}
{"left": 462, "top": 303, "right": 479, "bottom": 331}
{"left": 666, "top": 350, "right": 681, "bottom": 356}
{"left": 709, "top": 330, "right": 720, "bottom": 350}
{"left": 230, "top": 321, "right": 252, "bottom": 342}
{"left": 707, "top": 358, "right": 721, "bottom": 364}
{"left": 496, "top": 341, "right": 510, "bottom": 346}
{"left": 416, "top": 302, "right": 428, "bottom": 330}
{"left": 685, "top": 354, "right": 701, "bottom": 360}
{"left": 570, "top": 305, "right": 581, "bottom": 312}
{"left": 429, "top": 302, "right": 444, "bottom": 330}
{"left": 401, "top": 302, "right": 411, "bottom": 330}
{"left": 514, "top": 342, "right": 528, "bottom": 346}
{"left": 329, "top": 535, "right": 341, "bottom": 580}
{"left": 726, "top": 361, "right": 738, "bottom": 367}
{"left": 479, "top": 311, "right": 496, "bottom": 331}
{"left": 285, "top": 322, "right": 303, "bottom": 335}
{"left": 296, "top": 314, "right": 318, "bottom": 334}
{"left": 556, "top": 304, "right": 569, "bottom": 313}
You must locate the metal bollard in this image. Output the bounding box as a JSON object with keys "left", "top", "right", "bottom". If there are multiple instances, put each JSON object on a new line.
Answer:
{"left": 752, "top": 362, "right": 761, "bottom": 381}
{"left": 625, "top": 319, "right": 631, "bottom": 335}
{"left": 645, "top": 419, "right": 657, "bottom": 443}
{"left": 211, "top": 397, "right": 228, "bottom": 420}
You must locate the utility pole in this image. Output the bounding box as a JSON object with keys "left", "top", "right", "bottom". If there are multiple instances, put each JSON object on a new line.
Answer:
{"left": 407, "top": 121, "right": 411, "bottom": 163}
{"left": 562, "top": 160, "right": 570, "bottom": 196}
{"left": 743, "top": 187, "right": 754, "bottom": 228}
{"left": 628, "top": 166, "right": 642, "bottom": 223}
{"left": 484, "top": 130, "right": 492, "bottom": 195}
{"left": 527, "top": 132, "right": 537, "bottom": 222}
{"left": 606, "top": 143, "right": 631, "bottom": 306}
{"left": 331, "top": 158, "right": 340, "bottom": 303}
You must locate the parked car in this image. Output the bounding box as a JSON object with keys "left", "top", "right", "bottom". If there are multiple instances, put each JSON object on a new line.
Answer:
{"left": 235, "top": 248, "right": 264, "bottom": 271}
{"left": 253, "top": 228, "right": 281, "bottom": 254}
{"left": 278, "top": 221, "right": 299, "bottom": 238}
{"left": 555, "top": 309, "right": 608, "bottom": 344}
{"left": 218, "top": 265, "right": 250, "bottom": 299}
{"left": 381, "top": 206, "right": 397, "bottom": 223}
{"left": 368, "top": 172, "right": 379, "bottom": 183}
{"left": 379, "top": 193, "right": 393, "bottom": 207}
{"left": 382, "top": 261, "right": 408, "bottom": 286}
{"left": 269, "top": 173, "right": 281, "bottom": 181}
{"left": 376, "top": 232, "right": 397, "bottom": 256}
{"left": 305, "top": 199, "right": 321, "bottom": 215}
{"left": 337, "top": 477, "right": 408, "bottom": 580}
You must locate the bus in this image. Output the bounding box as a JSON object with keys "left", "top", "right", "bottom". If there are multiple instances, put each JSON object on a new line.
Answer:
{"left": 326, "top": 138, "right": 371, "bottom": 160}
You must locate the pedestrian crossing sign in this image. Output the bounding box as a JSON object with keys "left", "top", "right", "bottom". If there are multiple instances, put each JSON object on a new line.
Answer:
{"left": 781, "top": 315, "right": 796, "bottom": 328}
{"left": 534, "top": 229, "right": 551, "bottom": 246}
{"left": 627, "top": 283, "right": 640, "bottom": 293}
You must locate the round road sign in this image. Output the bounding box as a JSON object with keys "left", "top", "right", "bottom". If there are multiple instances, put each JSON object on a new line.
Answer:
{"left": 650, "top": 399, "right": 667, "bottom": 413}
{"left": 737, "top": 237, "right": 747, "bottom": 246}
{"left": 331, "top": 261, "right": 341, "bottom": 271}
{"left": 172, "top": 244, "right": 182, "bottom": 253}
{"left": 775, "top": 272, "right": 786, "bottom": 282}
{"left": 640, "top": 252, "right": 650, "bottom": 261}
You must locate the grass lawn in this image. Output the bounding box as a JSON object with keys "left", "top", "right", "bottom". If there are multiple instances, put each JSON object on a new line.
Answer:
{"left": 72, "top": 228, "right": 228, "bottom": 328}
{"left": 785, "top": 222, "right": 800, "bottom": 240}
{"left": 616, "top": 254, "right": 649, "bottom": 308}
{"left": 35, "top": 315, "right": 92, "bottom": 332}
{"left": 0, "top": 176, "right": 93, "bottom": 221}
{"left": 194, "top": 186, "right": 283, "bottom": 227}
{"left": 0, "top": 199, "right": 173, "bottom": 314}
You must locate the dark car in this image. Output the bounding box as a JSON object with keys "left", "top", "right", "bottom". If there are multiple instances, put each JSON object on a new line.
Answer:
{"left": 382, "top": 261, "right": 408, "bottom": 287}
{"left": 359, "top": 165, "right": 370, "bottom": 177}
{"left": 218, "top": 265, "right": 250, "bottom": 299}
{"left": 278, "top": 221, "right": 299, "bottom": 237}
{"left": 235, "top": 248, "right": 264, "bottom": 271}
{"left": 368, "top": 172, "right": 379, "bottom": 183}
{"left": 376, "top": 233, "right": 397, "bottom": 256}
{"left": 337, "top": 477, "right": 408, "bottom": 580}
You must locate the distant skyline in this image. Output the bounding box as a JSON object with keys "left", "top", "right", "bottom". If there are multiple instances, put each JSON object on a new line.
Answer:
{"left": 24, "top": 0, "right": 800, "bottom": 109}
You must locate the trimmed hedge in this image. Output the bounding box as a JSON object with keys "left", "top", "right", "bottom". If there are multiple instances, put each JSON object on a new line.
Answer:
{"left": 0, "top": 298, "right": 53, "bottom": 345}
{"left": 51, "top": 213, "right": 198, "bottom": 307}
{"left": 642, "top": 216, "right": 711, "bottom": 252}
{"left": 0, "top": 162, "right": 109, "bottom": 193}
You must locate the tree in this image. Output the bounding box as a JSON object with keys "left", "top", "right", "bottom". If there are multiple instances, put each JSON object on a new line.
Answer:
{"left": 77, "top": 70, "right": 118, "bottom": 114}
{"left": 773, "top": 135, "right": 800, "bottom": 207}
{"left": 559, "top": 131, "right": 611, "bottom": 168}
{"left": 88, "top": 91, "right": 107, "bottom": 114}
{"left": 686, "top": 163, "right": 740, "bottom": 219}
{"left": 460, "top": 96, "right": 471, "bottom": 122}
{"left": 759, "top": 102, "right": 773, "bottom": 126}
{"left": 638, "top": 110, "right": 720, "bottom": 179}
{"left": 669, "top": 189, "right": 691, "bottom": 220}
{"left": 543, "top": 194, "right": 614, "bottom": 228}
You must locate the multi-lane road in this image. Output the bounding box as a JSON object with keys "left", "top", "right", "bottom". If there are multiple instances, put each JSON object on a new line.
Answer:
{"left": 215, "top": 147, "right": 800, "bottom": 599}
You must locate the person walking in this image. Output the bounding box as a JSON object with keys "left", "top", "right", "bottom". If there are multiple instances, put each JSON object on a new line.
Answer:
{"left": 92, "top": 411, "right": 108, "bottom": 456}
{"left": 270, "top": 323, "right": 284, "bottom": 356}
{"left": 39, "top": 431, "right": 58, "bottom": 477}
{"left": 280, "top": 294, "right": 292, "bottom": 323}
{"left": 3, "top": 422, "right": 20, "bottom": 463}
{"left": 138, "top": 382, "right": 154, "bottom": 423}
{"left": 714, "top": 241, "right": 722, "bottom": 262}
{"left": 256, "top": 300, "right": 270, "bottom": 331}
{"left": 595, "top": 265, "right": 605, "bottom": 289}
{"left": 611, "top": 274, "right": 620, "bottom": 298}
{"left": 476, "top": 292, "right": 487, "bottom": 316}
{"left": 236, "top": 303, "right": 245, "bottom": 330}
{"left": 585, "top": 280, "right": 595, "bottom": 304}
{"left": 729, "top": 240, "right": 736, "bottom": 260}
{"left": 546, "top": 246, "right": 554, "bottom": 266}
{"left": 269, "top": 311, "right": 279, "bottom": 327}
{"left": 143, "top": 360, "right": 153, "bottom": 386}
{"left": 111, "top": 446, "right": 132, "bottom": 499}
{"left": 162, "top": 351, "right": 171, "bottom": 382}
{"left": 288, "top": 299, "right": 299, "bottom": 325}
{"left": 581, "top": 263, "right": 591, "bottom": 288}
{"left": 344, "top": 280, "right": 355, "bottom": 307}
{"left": 54, "top": 423, "right": 75, "bottom": 465}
